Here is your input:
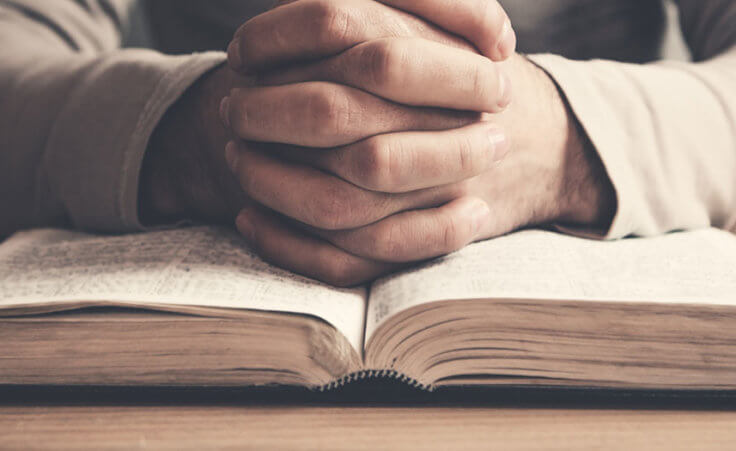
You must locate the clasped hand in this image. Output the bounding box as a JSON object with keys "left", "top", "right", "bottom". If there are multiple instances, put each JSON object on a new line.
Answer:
{"left": 209, "top": 0, "right": 614, "bottom": 286}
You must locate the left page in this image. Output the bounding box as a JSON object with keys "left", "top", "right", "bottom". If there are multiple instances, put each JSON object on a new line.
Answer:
{"left": 0, "top": 227, "right": 367, "bottom": 350}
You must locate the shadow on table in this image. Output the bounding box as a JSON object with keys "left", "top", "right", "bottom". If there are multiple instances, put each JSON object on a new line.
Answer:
{"left": 2, "top": 381, "right": 736, "bottom": 410}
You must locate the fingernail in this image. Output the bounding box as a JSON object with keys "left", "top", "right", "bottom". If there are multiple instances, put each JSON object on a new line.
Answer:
{"left": 466, "top": 200, "right": 492, "bottom": 237}
{"left": 487, "top": 128, "right": 510, "bottom": 162}
{"left": 497, "top": 71, "right": 512, "bottom": 109}
{"left": 225, "top": 141, "right": 239, "bottom": 172}
{"left": 236, "top": 211, "right": 255, "bottom": 242}
{"left": 219, "top": 96, "right": 231, "bottom": 128}
{"left": 496, "top": 18, "right": 516, "bottom": 59}
{"left": 227, "top": 39, "right": 242, "bottom": 70}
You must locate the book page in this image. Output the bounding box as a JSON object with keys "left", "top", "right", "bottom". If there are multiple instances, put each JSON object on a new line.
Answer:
{"left": 0, "top": 227, "right": 366, "bottom": 350}
{"left": 366, "top": 228, "right": 736, "bottom": 341}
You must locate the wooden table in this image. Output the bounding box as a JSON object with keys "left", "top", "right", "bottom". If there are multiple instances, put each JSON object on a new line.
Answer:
{"left": 2, "top": 387, "right": 736, "bottom": 450}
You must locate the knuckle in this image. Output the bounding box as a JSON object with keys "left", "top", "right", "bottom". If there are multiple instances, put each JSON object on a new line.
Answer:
{"left": 471, "top": 61, "right": 497, "bottom": 110}
{"left": 439, "top": 213, "right": 469, "bottom": 253}
{"left": 309, "top": 184, "right": 353, "bottom": 230}
{"left": 448, "top": 179, "right": 474, "bottom": 199}
{"left": 362, "top": 39, "right": 405, "bottom": 88}
{"left": 236, "top": 24, "right": 257, "bottom": 61}
{"left": 373, "top": 224, "right": 407, "bottom": 260}
{"left": 307, "top": 0, "right": 352, "bottom": 49}
{"left": 319, "top": 251, "right": 359, "bottom": 287}
{"left": 354, "top": 137, "right": 395, "bottom": 191}
{"left": 307, "top": 86, "right": 350, "bottom": 139}
{"left": 476, "top": 1, "right": 505, "bottom": 42}
{"left": 237, "top": 155, "right": 258, "bottom": 195}
{"left": 456, "top": 132, "right": 479, "bottom": 175}
{"left": 228, "top": 89, "right": 249, "bottom": 134}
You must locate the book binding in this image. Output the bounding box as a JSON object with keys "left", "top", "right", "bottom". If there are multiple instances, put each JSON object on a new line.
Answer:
{"left": 319, "top": 369, "right": 430, "bottom": 392}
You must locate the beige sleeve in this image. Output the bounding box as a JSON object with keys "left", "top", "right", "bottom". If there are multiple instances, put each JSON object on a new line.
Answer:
{"left": 0, "top": 0, "right": 226, "bottom": 237}
{"left": 530, "top": 1, "right": 736, "bottom": 239}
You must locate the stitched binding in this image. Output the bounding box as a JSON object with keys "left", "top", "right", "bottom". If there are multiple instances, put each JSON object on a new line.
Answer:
{"left": 318, "top": 370, "right": 432, "bottom": 392}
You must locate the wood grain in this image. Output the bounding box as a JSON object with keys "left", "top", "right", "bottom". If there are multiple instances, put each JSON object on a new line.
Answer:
{"left": 3, "top": 406, "right": 736, "bottom": 450}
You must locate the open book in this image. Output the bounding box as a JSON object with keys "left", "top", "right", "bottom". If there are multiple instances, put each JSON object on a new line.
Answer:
{"left": 2, "top": 226, "right": 736, "bottom": 390}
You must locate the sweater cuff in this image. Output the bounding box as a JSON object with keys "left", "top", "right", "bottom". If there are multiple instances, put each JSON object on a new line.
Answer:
{"left": 42, "top": 50, "right": 226, "bottom": 232}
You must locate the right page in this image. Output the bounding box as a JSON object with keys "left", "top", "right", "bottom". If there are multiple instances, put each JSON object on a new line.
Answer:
{"left": 366, "top": 228, "right": 736, "bottom": 342}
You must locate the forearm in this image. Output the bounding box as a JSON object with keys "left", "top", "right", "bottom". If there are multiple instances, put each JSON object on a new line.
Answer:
{"left": 0, "top": 0, "right": 226, "bottom": 236}
{"left": 0, "top": 0, "right": 127, "bottom": 236}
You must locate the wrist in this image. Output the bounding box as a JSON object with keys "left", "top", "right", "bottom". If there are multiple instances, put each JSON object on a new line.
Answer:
{"left": 557, "top": 113, "right": 617, "bottom": 230}
{"left": 140, "top": 65, "right": 246, "bottom": 226}
{"left": 496, "top": 54, "right": 616, "bottom": 231}
{"left": 546, "top": 74, "right": 617, "bottom": 231}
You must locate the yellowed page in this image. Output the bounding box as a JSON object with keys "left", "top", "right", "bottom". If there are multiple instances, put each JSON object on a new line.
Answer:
{"left": 366, "top": 229, "right": 736, "bottom": 341}
{"left": 0, "top": 227, "right": 366, "bottom": 350}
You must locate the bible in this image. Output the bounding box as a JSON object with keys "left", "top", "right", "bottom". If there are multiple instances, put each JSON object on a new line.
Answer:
{"left": 2, "top": 226, "right": 736, "bottom": 390}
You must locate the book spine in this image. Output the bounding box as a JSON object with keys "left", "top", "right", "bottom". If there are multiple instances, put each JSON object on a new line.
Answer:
{"left": 319, "top": 369, "right": 431, "bottom": 392}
